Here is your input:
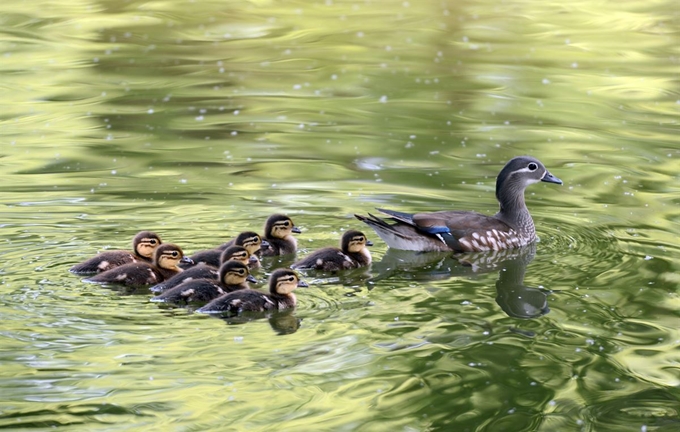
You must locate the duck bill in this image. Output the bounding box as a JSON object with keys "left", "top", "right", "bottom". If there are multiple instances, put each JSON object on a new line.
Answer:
{"left": 541, "top": 171, "right": 562, "bottom": 185}
{"left": 297, "top": 280, "right": 309, "bottom": 288}
{"left": 292, "top": 226, "right": 302, "bottom": 234}
{"left": 260, "top": 239, "right": 270, "bottom": 247}
{"left": 246, "top": 275, "right": 258, "bottom": 283}
{"left": 366, "top": 240, "right": 374, "bottom": 246}
{"left": 181, "top": 256, "right": 195, "bottom": 265}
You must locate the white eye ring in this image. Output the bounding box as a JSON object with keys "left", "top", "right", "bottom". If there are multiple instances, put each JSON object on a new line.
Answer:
{"left": 528, "top": 163, "right": 538, "bottom": 171}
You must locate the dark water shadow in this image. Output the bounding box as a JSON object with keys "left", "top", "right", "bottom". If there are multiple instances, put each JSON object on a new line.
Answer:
{"left": 368, "top": 244, "right": 552, "bottom": 319}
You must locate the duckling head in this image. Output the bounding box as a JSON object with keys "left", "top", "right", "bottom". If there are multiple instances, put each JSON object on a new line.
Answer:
{"left": 341, "top": 230, "right": 373, "bottom": 253}
{"left": 265, "top": 214, "right": 301, "bottom": 240}
{"left": 219, "top": 260, "right": 257, "bottom": 285}
{"left": 133, "top": 231, "right": 162, "bottom": 259}
{"left": 154, "top": 243, "right": 192, "bottom": 270}
{"left": 269, "top": 268, "right": 308, "bottom": 295}
{"left": 220, "top": 245, "right": 251, "bottom": 266}
{"left": 234, "top": 231, "right": 266, "bottom": 255}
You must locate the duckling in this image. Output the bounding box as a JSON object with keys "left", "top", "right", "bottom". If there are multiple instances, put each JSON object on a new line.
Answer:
{"left": 85, "top": 243, "right": 192, "bottom": 286}
{"left": 261, "top": 214, "right": 302, "bottom": 256}
{"left": 196, "top": 268, "right": 307, "bottom": 314}
{"left": 184, "top": 232, "right": 269, "bottom": 269}
{"left": 149, "top": 264, "right": 218, "bottom": 294}
{"left": 220, "top": 245, "right": 260, "bottom": 269}
{"left": 292, "top": 230, "right": 373, "bottom": 271}
{"left": 69, "top": 231, "right": 162, "bottom": 274}
{"left": 151, "top": 260, "right": 257, "bottom": 305}
{"left": 149, "top": 245, "right": 252, "bottom": 293}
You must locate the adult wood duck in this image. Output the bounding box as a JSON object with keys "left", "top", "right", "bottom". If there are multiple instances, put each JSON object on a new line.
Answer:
{"left": 151, "top": 260, "right": 257, "bottom": 305}
{"left": 355, "top": 156, "right": 562, "bottom": 252}
{"left": 292, "top": 230, "right": 373, "bottom": 271}
{"left": 85, "top": 243, "right": 193, "bottom": 286}
{"left": 69, "top": 231, "right": 162, "bottom": 274}
{"left": 260, "top": 214, "right": 302, "bottom": 256}
{"left": 183, "top": 232, "right": 268, "bottom": 269}
{"left": 196, "top": 268, "right": 307, "bottom": 314}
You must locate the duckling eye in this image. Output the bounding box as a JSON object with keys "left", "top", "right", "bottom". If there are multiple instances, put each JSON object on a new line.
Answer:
{"left": 283, "top": 221, "right": 290, "bottom": 227}
{"left": 149, "top": 239, "right": 157, "bottom": 245}
{"left": 171, "top": 251, "right": 178, "bottom": 257}
{"left": 528, "top": 163, "right": 538, "bottom": 171}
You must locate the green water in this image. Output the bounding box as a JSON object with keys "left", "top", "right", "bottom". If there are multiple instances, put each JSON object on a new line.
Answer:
{"left": 1, "top": 0, "right": 679, "bottom": 430}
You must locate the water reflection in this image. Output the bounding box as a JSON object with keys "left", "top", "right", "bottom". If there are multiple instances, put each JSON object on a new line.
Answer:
{"left": 215, "top": 308, "right": 301, "bottom": 335}
{"left": 370, "top": 244, "right": 551, "bottom": 319}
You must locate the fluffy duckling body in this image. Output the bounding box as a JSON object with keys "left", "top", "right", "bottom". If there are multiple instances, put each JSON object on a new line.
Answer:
{"left": 151, "top": 261, "right": 256, "bottom": 304}
{"left": 185, "top": 232, "right": 268, "bottom": 269}
{"left": 292, "top": 230, "right": 373, "bottom": 271}
{"left": 69, "top": 231, "right": 162, "bottom": 274}
{"left": 149, "top": 264, "right": 218, "bottom": 294}
{"left": 85, "top": 244, "right": 192, "bottom": 286}
{"left": 197, "top": 268, "right": 307, "bottom": 314}
{"left": 261, "top": 214, "right": 302, "bottom": 256}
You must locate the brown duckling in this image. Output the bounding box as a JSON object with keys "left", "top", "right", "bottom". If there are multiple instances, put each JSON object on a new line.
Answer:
{"left": 69, "top": 231, "right": 162, "bottom": 274}
{"left": 196, "top": 268, "right": 307, "bottom": 314}
{"left": 184, "top": 232, "right": 269, "bottom": 269}
{"left": 149, "top": 245, "right": 254, "bottom": 294}
{"left": 292, "top": 230, "right": 373, "bottom": 271}
{"left": 85, "top": 243, "right": 192, "bottom": 286}
{"left": 151, "top": 260, "right": 257, "bottom": 305}
{"left": 261, "top": 214, "right": 302, "bottom": 256}
{"left": 220, "top": 245, "right": 260, "bottom": 269}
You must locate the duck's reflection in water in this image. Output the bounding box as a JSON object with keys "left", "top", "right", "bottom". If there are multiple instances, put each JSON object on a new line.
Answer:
{"left": 369, "top": 243, "right": 551, "bottom": 319}
{"left": 217, "top": 308, "right": 301, "bottom": 335}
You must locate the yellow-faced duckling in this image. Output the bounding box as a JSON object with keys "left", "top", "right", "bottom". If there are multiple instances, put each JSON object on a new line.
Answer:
{"left": 69, "top": 231, "right": 162, "bottom": 274}
{"left": 292, "top": 230, "right": 373, "bottom": 271}
{"left": 85, "top": 243, "right": 192, "bottom": 286}
{"left": 220, "top": 245, "right": 260, "bottom": 269}
{"left": 196, "top": 268, "right": 307, "bottom": 314}
{"left": 151, "top": 260, "right": 257, "bottom": 305}
{"left": 183, "top": 232, "right": 269, "bottom": 269}
{"left": 261, "top": 214, "right": 302, "bottom": 256}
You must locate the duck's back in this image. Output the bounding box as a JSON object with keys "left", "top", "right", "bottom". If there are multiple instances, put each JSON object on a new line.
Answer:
{"left": 293, "top": 247, "right": 354, "bottom": 271}
{"left": 199, "top": 289, "right": 275, "bottom": 314}
{"left": 70, "top": 250, "right": 144, "bottom": 274}
{"left": 149, "top": 264, "right": 218, "bottom": 293}
{"left": 151, "top": 279, "right": 224, "bottom": 304}
{"left": 86, "top": 262, "right": 162, "bottom": 286}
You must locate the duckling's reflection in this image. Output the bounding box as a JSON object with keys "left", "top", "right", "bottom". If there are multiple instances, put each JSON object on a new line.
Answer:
{"left": 369, "top": 243, "right": 551, "bottom": 319}
{"left": 216, "top": 308, "right": 301, "bottom": 335}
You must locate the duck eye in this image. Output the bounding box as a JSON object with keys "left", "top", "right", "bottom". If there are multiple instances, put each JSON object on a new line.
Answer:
{"left": 283, "top": 221, "right": 290, "bottom": 227}
{"left": 528, "top": 163, "right": 538, "bottom": 171}
{"left": 171, "top": 251, "right": 178, "bottom": 257}
{"left": 149, "top": 239, "right": 157, "bottom": 245}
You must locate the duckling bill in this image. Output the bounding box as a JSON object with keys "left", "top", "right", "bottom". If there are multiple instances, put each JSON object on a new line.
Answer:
{"left": 69, "top": 231, "right": 162, "bottom": 274}
{"left": 292, "top": 230, "right": 372, "bottom": 271}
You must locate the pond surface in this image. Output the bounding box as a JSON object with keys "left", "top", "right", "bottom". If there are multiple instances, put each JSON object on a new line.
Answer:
{"left": 1, "top": 0, "right": 679, "bottom": 430}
